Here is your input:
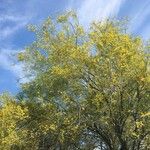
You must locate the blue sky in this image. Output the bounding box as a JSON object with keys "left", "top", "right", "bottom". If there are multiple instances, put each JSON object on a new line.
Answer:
{"left": 0, "top": 0, "right": 150, "bottom": 94}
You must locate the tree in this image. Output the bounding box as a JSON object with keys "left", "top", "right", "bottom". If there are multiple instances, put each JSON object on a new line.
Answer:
{"left": 10, "top": 11, "right": 150, "bottom": 149}
{"left": 0, "top": 93, "right": 28, "bottom": 150}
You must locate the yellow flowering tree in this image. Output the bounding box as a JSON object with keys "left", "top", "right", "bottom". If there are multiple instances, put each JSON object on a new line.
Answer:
{"left": 0, "top": 94, "right": 28, "bottom": 150}
{"left": 16, "top": 12, "right": 150, "bottom": 149}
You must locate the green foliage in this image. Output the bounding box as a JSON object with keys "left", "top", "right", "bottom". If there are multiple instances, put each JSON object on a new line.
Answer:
{"left": 1, "top": 12, "right": 150, "bottom": 150}
{"left": 0, "top": 93, "right": 28, "bottom": 150}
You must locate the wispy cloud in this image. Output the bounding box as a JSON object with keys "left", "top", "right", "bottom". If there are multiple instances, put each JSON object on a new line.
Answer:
{"left": 129, "top": 0, "right": 150, "bottom": 33}
{"left": 0, "top": 14, "right": 32, "bottom": 40}
{"left": 0, "top": 0, "right": 54, "bottom": 86}
{"left": 0, "top": 15, "right": 26, "bottom": 22}
{"left": 0, "top": 0, "right": 36, "bottom": 41}
{"left": 0, "top": 1, "right": 34, "bottom": 83}
{"left": 0, "top": 49, "right": 25, "bottom": 82}
{"left": 0, "top": 22, "right": 27, "bottom": 40}
{"left": 77, "top": 0, "right": 125, "bottom": 26}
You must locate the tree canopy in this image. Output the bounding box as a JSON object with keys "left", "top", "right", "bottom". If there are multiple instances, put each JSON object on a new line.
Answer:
{"left": 1, "top": 12, "right": 150, "bottom": 150}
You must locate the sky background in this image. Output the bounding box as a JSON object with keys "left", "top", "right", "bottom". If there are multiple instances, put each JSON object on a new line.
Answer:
{"left": 0, "top": 0, "right": 150, "bottom": 94}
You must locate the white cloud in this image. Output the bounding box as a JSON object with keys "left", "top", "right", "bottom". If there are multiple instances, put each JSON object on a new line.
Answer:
{"left": 77, "top": 0, "right": 125, "bottom": 26}
{"left": 0, "top": 1, "right": 34, "bottom": 82}
{"left": 0, "top": 0, "right": 46, "bottom": 85}
{"left": 0, "top": 22, "right": 27, "bottom": 40}
{"left": 0, "top": 49, "right": 26, "bottom": 83}
{"left": 0, "top": 15, "right": 26, "bottom": 22}
{"left": 0, "top": 1, "right": 35, "bottom": 41}
{"left": 0, "top": 13, "right": 32, "bottom": 40}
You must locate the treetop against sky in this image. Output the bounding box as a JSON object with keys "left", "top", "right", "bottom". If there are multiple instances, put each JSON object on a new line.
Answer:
{"left": 0, "top": 0, "right": 150, "bottom": 93}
